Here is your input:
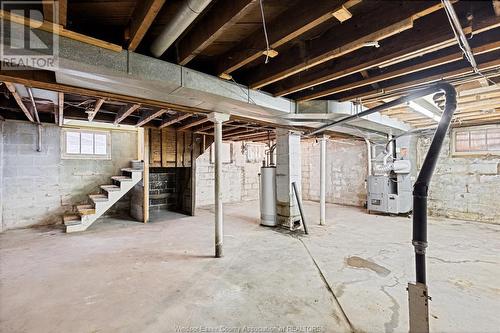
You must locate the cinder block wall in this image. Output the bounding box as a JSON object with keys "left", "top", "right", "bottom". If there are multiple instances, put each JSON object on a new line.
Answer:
{"left": 195, "top": 142, "right": 265, "bottom": 207}
{"left": 417, "top": 134, "right": 500, "bottom": 223}
{"left": 0, "top": 120, "right": 138, "bottom": 231}
{"left": 301, "top": 138, "right": 368, "bottom": 207}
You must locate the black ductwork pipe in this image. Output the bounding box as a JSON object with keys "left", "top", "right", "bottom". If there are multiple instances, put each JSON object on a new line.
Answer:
{"left": 308, "top": 82, "right": 457, "bottom": 284}
{"left": 412, "top": 83, "right": 456, "bottom": 284}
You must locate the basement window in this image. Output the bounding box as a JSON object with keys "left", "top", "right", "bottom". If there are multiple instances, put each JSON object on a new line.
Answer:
{"left": 452, "top": 125, "right": 500, "bottom": 156}
{"left": 62, "top": 129, "right": 111, "bottom": 159}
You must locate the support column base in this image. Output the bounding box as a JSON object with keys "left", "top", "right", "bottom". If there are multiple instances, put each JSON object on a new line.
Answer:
{"left": 408, "top": 282, "right": 430, "bottom": 333}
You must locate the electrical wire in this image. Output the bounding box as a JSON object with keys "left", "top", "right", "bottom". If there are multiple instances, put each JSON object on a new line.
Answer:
{"left": 259, "top": 0, "right": 271, "bottom": 64}
{"left": 441, "top": 0, "right": 497, "bottom": 86}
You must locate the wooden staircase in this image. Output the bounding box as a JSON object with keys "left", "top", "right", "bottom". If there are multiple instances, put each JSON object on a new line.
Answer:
{"left": 63, "top": 162, "right": 143, "bottom": 233}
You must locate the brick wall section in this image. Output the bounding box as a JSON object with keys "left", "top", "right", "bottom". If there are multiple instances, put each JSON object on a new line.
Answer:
{"left": 417, "top": 134, "right": 500, "bottom": 223}
{"left": 301, "top": 138, "right": 368, "bottom": 207}
{"left": 1, "top": 120, "right": 138, "bottom": 230}
{"left": 195, "top": 142, "right": 265, "bottom": 207}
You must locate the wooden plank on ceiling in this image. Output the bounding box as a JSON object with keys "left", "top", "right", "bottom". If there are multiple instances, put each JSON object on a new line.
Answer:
{"left": 297, "top": 40, "right": 500, "bottom": 101}
{"left": 136, "top": 109, "right": 167, "bottom": 127}
{"left": 177, "top": 117, "right": 209, "bottom": 131}
{"left": 245, "top": 1, "right": 447, "bottom": 89}
{"left": 43, "top": 0, "right": 67, "bottom": 27}
{"left": 127, "top": 0, "right": 166, "bottom": 51}
{"left": 159, "top": 113, "right": 192, "bottom": 129}
{"left": 88, "top": 98, "right": 105, "bottom": 121}
{"left": 339, "top": 57, "right": 500, "bottom": 102}
{"left": 268, "top": 9, "right": 500, "bottom": 97}
{"left": 0, "top": 70, "right": 302, "bottom": 132}
{"left": 0, "top": 10, "right": 122, "bottom": 52}
{"left": 4, "top": 82, "right": 35, "bottom": 122}
{"left": 114, "top": 103, "right": 141, "bottom": 125}
{"left": 177, "top": 0, "right": 257, "bottom": 66}
{"left": 215, "top": 0, "right": 361, "bottom": 76}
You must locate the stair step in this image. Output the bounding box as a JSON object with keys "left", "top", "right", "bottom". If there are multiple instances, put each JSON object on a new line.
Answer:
{"left": 111, "top": 176, "right": 133, "bottom": 182}
{"left": 100, "top": 185, "right": 120, "bottom": 192}
{"left": 63, "top": 214, "right": 81, "bottom": 226}
{"left": 89, "top": 194, "right": 108, "bottom": 202}
{"left": 121, "top": 168, "right": 143, "bottom": 173}
{"left": 77, "top": 204, "right": 95, "bottom": 215}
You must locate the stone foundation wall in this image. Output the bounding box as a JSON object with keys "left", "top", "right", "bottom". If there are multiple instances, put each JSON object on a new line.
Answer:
{"left": 417, "top": 133, "right": 500, "bottom": 223}
{"left": 0, "top": 120, "right": 138, "bottom": 231}
{"left": 301, "top": 138, "right": 368, "bottom": 207}
{"left": 195, "top": 142, "right": 266, "bottom": 207}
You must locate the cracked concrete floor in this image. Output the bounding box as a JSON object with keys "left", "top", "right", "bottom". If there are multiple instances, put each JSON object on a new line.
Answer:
{"left": 1, "top": 201, "right": 499, "bottom": 333}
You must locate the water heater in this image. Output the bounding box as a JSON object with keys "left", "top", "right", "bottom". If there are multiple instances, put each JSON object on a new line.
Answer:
{"left": 259, "top": 166, "right": 277, "bottom": 226}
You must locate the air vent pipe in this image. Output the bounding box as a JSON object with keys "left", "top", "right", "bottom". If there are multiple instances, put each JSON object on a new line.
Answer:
{"left": 150, "top": 0, "right": 213, "bottom": 58}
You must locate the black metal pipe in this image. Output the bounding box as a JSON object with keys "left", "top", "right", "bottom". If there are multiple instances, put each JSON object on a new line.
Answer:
{"left": 308, "top": 82, "right": 457, "bottom": 284}
{"left": 292, "top": 182, "right": 308, "bottom": 235}
{"left": 412, "top": 83, "right": 456, "bottom": 284}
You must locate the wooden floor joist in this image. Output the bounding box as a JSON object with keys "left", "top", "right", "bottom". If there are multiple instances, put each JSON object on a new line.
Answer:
{"left": 88, "top": 98, "right": 105, "bottom": 121}
{"left": 114, "top": 104, "right": 141, "bottom": 125}
{"left": 296, "top": 40, "right": 500, "bottom": 101}
{"left": 158, "top": 113, "right": 191, "bottom": 129}
{"left": 215, "top": 0, "right": 362, "bottom": 77}
{"left": 4, "top": 82, "right": 35, "bottom": 122}
{"left": 338, "top": 57, "right": 500, "bottom": 102}
{"left": 177, "top": 117, "right": 209, "bottom": 131}
{"left": 0, "top": 10, "right": 122, "bottom": 52}
{"left": 126, "top": 0, "right": 166, "bottom": 51}
{"left": 136, "top": 109, "right": 167, "bottom": 127}
{"left": 267, "top": 13, "right": 500, "bottom": 97}
{"left": 177, "top": 0, "right": 257, "bottom": 66}
{"left": 245, "top": 1, "right": 447, "bottom": 89}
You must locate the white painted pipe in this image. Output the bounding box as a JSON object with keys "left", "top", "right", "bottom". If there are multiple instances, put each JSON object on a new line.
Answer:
{"left": 319, "top": 136, "right": 326, "bottom": 225}
{"left": 150, "top": 0, "right": 213, "bottom": 57}
{"left": 364, "top": 138, "right": 372, "bottom": 176}
{"left": 214, "top": 119, "right": 223, "bottom": 257}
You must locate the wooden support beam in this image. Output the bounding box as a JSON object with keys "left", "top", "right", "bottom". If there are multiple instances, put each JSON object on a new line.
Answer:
{"left": 57, "top": 92, "right": 64, "bottom": 125}
{"left": 4, "top": 82, "right": 34, "bottom": 122}
{"left": 222, "top": 128, "right": 257, "bottom": 138}
{"left": 268, "top": 9, "right": 500, "bottom": 97}
{"left": 0, "top": 70, "right": 302, "bottom": 132}
{"left": 43, "top": 0, "right": 67, "bottom": 27}
{"left": 297, "top": 40, "right": 500, "bottom": 101}
{"left": 177, "top": 117, "right": 210, "bottom": 131}
{"left": 114, "top": 103, "right": 141, "bottom": 125}
{"left": 227, "top": 130, "right": 275, "bottom": 140}
{"left": 136, "top": 109, "right": 167, "bottom": 127}
{"left": 126, "top": 0, "right": 166, "bottom": 51}
{"left": 158, "top": 113, "right": 192, "bottom": 129}
{"left": 245, "top": 1, "right": 446, "bottom": 89}
{"left": 88, "top": 98, "right": 105, "bottom": 121}
{"left": 177, "top": 0, "right": 256, "bottom": 65}
{"left": 215, "top": 0, "right": 361, "bottom": 76}
{"left": 143, "top": 128, "right": 150, "bottom": 223}
{"left": 0, "top": 10, "right": 121, "bottom": 52}
{"left": 338, "top": 56, "right": 500, "bottom": 102}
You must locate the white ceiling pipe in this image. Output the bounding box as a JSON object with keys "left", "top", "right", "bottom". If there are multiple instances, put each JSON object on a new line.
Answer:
{"left": 150, "top": 0, "right": 213, "bottom": 57}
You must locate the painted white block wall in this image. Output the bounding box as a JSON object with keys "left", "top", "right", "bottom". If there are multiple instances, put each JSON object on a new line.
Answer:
{"left": 0, "top": 120, "right": 138, "bottom": 231}
{"left": 301, "top": 138, "right": 368, "bottom": 207}
{"left": 276, "top": 129, "right": 302, "bottom": 227}
{"left": 417, "top": 133, "right": 500, "bottom": 223}
{"left": 195, "top": 141, "right": 266, "bottom": 207}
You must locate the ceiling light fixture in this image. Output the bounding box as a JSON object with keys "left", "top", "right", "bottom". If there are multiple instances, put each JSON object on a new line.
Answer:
{"left": 408, "top": 101, "right": 441, "bottom": 122}
{"left": 362, "top": 41, "right": 380, "bottom": 48}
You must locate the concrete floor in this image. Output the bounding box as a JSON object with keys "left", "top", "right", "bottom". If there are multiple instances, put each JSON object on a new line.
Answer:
{"left": 1, "top": 201, "right": 499, "bottom": 333}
